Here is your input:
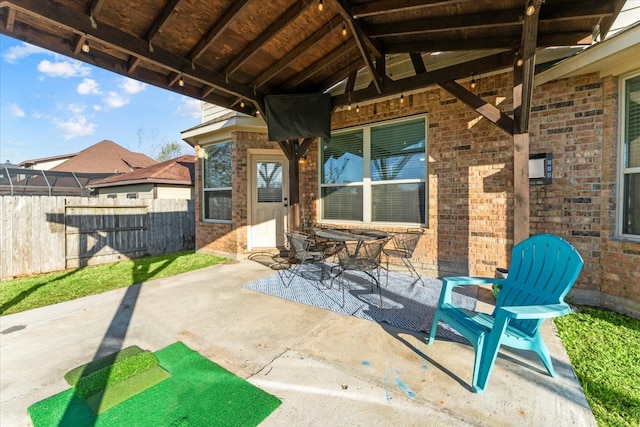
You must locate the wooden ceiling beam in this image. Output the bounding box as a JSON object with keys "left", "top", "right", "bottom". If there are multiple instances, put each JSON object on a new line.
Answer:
{"left": 283, "top": 40, "right": 357, "bottom": 90}
{"left": 331, "top": 50, "right": 513, "bottom": 108}
{"left": 189, "top": 0, "right": 252, "bottom": 62}
{"left": 439, "top": 80, "right": 514, "bottom": 135}
{"left": 334, "top": 0, "right": 382, "bottom": 93}
{"left": 4, "top": 6, "right": 15, "bottom": 31}
{"left": 352, "top": 0, "right": 473, "bottom": 19}
{"left": 316, "top": 58, "right": 364, "bottom": 95}
{"left": 224, "top": 1, "right": 311, "bottom": 77}
{"left": 4, "top": 0, "right": 261, "bottom": 103}
{"left": 127, "top": 56, "right": 142, "bottom": 73}
{"left": 87, "top": 0, "right": 106, "bottom": 24}
{"left": 252, "top": 15, "right": 343, "bottom": 89}
{"left": 145, "top": 0, "right": 183, "bottom": 43}
{"left": 410, "top": 52, "right": 427, "bottom": 74}
{"left": 371, "top": 9, "right": 521, "bottom": 37}
{"left": 514, "top": 0, "right": 542, "bottom": 134}
{"left": 370, "top": 1, "right": 615, "bottom": 38}
{"left": 597, "top": 0, "right": 627, "bottom": 40}
{"left": 385, "top": 32, "right": 589, "bottom": 53}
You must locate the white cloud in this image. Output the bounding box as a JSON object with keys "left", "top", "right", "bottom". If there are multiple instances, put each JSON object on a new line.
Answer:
{"left": 119, "top": 78, "right": 146, "bottom": 94}
{"left": 3, "top": 42, "right": 50, "bottom": 64}
{"left": 77, "top": 78, "right": 101, "bottom": 95}
{"left": 55, "top": 115, "right": 96, "bottom": 139}
{"left": 93, "top": 105, "right": 102, "bottom": 111}
{"left": 10, "top": 104, "right": 25, "bottom": 118}
{"left": 176, "top": 99, "right": 201, "bottom": 118}
{"left": 37, "top": 59, "right": 91, "bottom": 78}
{"left": 104, "top": 91, "right": 130, "bottom": 108}
{"left": 67, "top": 103, "right": 86, "bottom": 114}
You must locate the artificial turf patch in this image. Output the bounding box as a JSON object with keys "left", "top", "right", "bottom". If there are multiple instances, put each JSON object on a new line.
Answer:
{"left": 72, "top": 351, "right": 160, "bottom": 400}
{"left": 64, "top": 345, "right": 145, "bottom": 386}
{"left": 28, "top": 341, "right": 282, "bottom": 426}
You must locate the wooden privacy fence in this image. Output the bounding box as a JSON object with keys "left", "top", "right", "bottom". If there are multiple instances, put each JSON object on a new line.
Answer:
{"left": 0, "top": 196, "right": 195, "bottom": 280}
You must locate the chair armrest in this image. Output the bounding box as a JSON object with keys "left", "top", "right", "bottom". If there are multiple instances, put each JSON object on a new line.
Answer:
{"left": 498, "top": 304, "right": 571, "bottom": 320}
{"left": 438, "top": 276, "right": 504, "bottom": 305}
{"left": 444, "top": 276, "right": 505, "bottom": 287}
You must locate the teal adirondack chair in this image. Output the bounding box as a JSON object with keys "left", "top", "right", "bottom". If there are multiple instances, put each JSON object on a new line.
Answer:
{"left": 427, "top": 234, "right": 584, "bottom": 393}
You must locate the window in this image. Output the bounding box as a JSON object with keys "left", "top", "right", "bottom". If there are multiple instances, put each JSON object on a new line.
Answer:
{"left": 620, "top": 74, "right": 640, "bottom": 238}
{"left": 203, "top": 142, "right": 232, "bottom": 222}
{"left": 320, "top": 116, "right": 427, "bottom": 224}
{"left": 126, "top": 193, "right": 137, "bottom": 199}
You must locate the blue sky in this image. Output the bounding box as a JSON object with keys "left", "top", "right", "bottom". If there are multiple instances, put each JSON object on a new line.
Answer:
{"left": 0, "top": 34, "right": 201, "bottom": 165}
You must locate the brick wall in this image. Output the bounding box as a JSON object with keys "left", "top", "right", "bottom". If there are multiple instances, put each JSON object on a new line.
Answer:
{"left": 193, "top": 69, "right": 640, "bottom": 317}
{"left": 195, "top": 131, "right": 279, "bottom": 255}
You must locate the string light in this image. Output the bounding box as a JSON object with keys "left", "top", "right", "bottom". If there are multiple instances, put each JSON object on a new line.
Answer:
{"left": 400, "top": 94, "right": 404, "bottom": 104}
{"left": 347, "top": 103, "right": 352, "bottom": 111}
{"left": 356, "top": 104, "right": 360, "bottom": 113}
{"left": 342, "top": 21, "right": 347, "bottom": 37}
{"left": 470, "top": 73, "right": 477, "bottom": 90}
{"left": 318, "top": 0, "right": 324, "bottom": 11}
{"left": 178, "top": 73, "right": 184, "bottom": 87}
{"left": 240, "top": 99, "right": 245, "bottom": 108}
{"left": 81, "top": 36, "right": 90, "bottom": 53}
{"left": 525, "top": 1, "right": 535, "bottom": 16}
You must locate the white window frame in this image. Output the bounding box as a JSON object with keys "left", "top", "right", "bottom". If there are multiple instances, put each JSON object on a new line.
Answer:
{"left": 617, "top": 71, "right": 640, "bottom": 241}
{"left": 319, "top": 114, "right": 428, "bottom": 227}
{"left": 202, "top": 142, "right": 233, "bottom": 224}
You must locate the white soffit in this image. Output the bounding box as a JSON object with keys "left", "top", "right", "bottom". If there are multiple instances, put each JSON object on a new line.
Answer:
{"left": 535, "top": 24, "right": 640, "bottom": 86}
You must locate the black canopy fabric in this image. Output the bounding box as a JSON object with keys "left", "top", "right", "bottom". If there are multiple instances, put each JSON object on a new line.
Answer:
{"left": 265, "top": 93, "right": 331, "bottom": 141}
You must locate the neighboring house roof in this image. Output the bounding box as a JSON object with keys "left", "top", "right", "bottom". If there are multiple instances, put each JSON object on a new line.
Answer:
{"left": 90, "top": 155, "right": 195, "bottom": 188}
{"left": 19, "top": 153, "right": 77, "bottom": 169}
{"left": 51, "top": 140, "right": 157, "bottom": 173}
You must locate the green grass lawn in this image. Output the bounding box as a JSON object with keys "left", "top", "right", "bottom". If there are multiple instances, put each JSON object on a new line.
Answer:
{"left": 555, "top": 307, "right": 640, "bottom": 427}
{"left": 0, "top": 250, "right": 228, "bottom": 316}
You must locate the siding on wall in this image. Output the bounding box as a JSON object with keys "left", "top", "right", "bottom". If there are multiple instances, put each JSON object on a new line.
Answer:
{"left": 96, "top": 183, "right": 154, "bottom": 199}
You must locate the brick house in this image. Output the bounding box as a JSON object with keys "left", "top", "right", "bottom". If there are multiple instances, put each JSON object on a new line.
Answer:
{"left": 182, "top": 27, "right": 640, "bottom": 318}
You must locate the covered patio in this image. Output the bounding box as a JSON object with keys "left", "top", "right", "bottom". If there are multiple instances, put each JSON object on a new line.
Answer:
{"left": 0, "top": 0, "right": 626, "bottom": 242}
{"left": 0, "top": 259, "right": 596, "bottom": 426}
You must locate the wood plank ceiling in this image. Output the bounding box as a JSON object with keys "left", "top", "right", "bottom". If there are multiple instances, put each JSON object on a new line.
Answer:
{"left": 0, "top": 0, "right": 625, "bottom": 117}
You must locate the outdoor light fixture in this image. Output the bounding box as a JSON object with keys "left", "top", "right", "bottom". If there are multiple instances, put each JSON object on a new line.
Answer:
{"left": 318, "top": 0, "right": 324, "bottom": 12}
{"left": 525, "top": 1, "right": 535, "bottom": 16}
{"left": 342, "top": 21, "right": 347, "bottom": 37}
{"left": 470, "top": 73, "right": 477, "bottom": 90}
{"left": 81, "top": 36, "right": 90, "bottom": 53}
{"left": 178, "top": 73, "right": 184, "bottom": 87}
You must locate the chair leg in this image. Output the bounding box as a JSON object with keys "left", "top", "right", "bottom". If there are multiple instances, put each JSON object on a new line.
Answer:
{"left": 402, "top": 258, "right": 425, "bottom": 286}
{"left": 427, "top": 311, "right": 441, "bottom": 345}
{"left": 532, "top": 333, "right": 556, "bottom": 377}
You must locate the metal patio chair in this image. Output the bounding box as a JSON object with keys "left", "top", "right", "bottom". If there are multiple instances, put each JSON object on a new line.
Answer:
{"left": 383, "top": 229, "right": 424, "bottom": 286}
{"left": 427, "top": 234, "right": 584, "bottom": 393}
{"left": 331, "top": 237, "right": 389, "bottom": 308}
{"left": 279, "top": 232, "right": 326, "bottom": 287}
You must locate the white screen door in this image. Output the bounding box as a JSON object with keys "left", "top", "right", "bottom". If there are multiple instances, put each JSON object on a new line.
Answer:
{"left": 250, "top": 154, "right": 288, "bottom": 249}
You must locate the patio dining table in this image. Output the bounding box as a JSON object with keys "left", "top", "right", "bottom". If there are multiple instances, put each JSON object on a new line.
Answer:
{"left": 313, "top": 228, "right": 390, "bottom": 307}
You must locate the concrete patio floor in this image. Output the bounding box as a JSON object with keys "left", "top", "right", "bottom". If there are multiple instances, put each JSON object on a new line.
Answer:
{"left": 0, "top": 258, "right": 596, "bottom": 426}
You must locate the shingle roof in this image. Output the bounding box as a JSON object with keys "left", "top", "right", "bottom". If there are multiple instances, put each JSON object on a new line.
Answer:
{"left": 90, "top": 155, "right": 195, "bottom": 188}
{"left": 51, "top": 140, "right": 157, "bottom": 173}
